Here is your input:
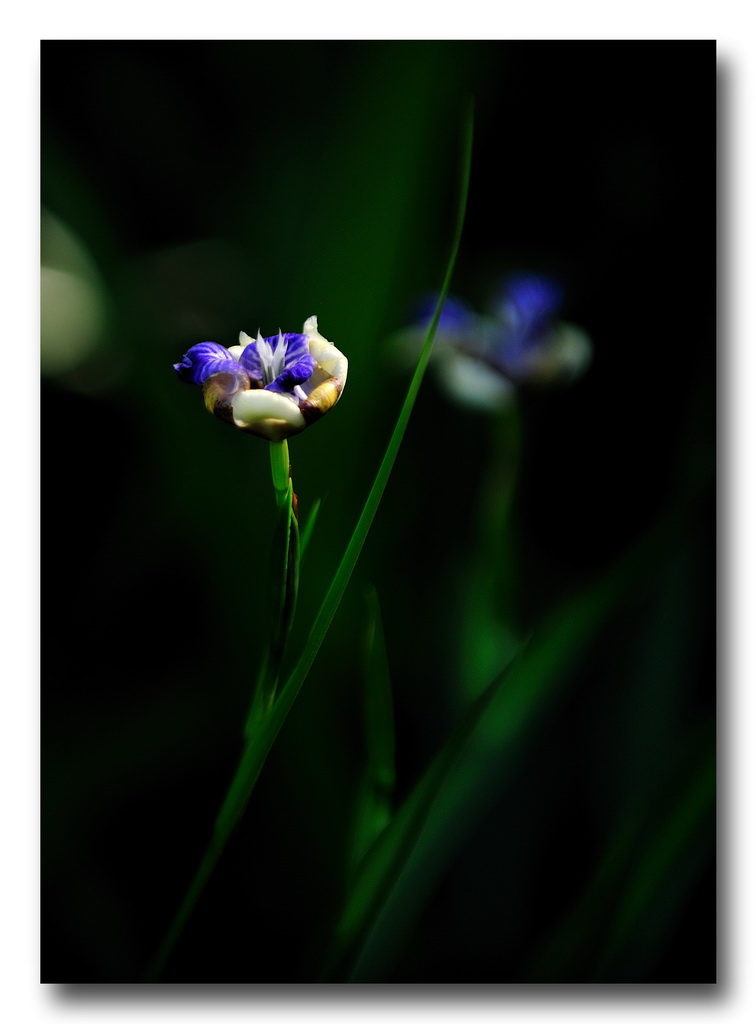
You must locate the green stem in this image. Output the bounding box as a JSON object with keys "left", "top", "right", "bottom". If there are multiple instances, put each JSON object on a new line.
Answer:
{"left": 269, "top": 439, "right": 290, "bottom": 506}
{"left": 247, "top": 444, "right": 300, "bottom": 731}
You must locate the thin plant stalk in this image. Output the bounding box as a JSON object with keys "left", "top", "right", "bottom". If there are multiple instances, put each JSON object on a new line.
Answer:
{"left": 246, "top": 440, "right": 300, "bottom": 732}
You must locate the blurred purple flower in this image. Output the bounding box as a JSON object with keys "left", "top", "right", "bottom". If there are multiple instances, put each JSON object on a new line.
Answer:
{"left": 394, "top": 274, "right": 591, "bottom": 412}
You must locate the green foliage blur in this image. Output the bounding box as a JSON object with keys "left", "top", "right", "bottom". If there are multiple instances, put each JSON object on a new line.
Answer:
{"left": 41, "top": 40, "right": 715, "bottom": 983}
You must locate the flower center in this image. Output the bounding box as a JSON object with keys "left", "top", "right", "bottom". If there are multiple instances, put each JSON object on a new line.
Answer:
{"left": 256, "top": 331, "right": 288, "bottom": 386}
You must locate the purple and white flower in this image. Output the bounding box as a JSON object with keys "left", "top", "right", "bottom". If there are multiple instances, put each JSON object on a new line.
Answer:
{"left": 174, "top": 316, "right": 347, "bottom": 441}
{"left": 394, "top": 275, "right": 592, "bottom": 413}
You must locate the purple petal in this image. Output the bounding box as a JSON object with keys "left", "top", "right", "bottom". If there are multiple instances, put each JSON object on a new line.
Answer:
{"left": 499, "top": 275, "right": 563, "bottom": 333}
{"left": 413, "top": 293, "right": 477, "bottom": 332}
{"left": 173, "top": 342, "right": 244, "bottom": 386}
{"left": 238, "top": 342, "right": 263, "bottom": 380}
{"left": 492, "top": 275, "right": 564, "bottom": 369}
{"left": 266, "top": 354, "right": 317, "bottom": 394}
{"left": 279, "top": 332, "right": 310, "bottom": 365}
{"left": 238, "top": 333, "right": 311, "bottom": 381}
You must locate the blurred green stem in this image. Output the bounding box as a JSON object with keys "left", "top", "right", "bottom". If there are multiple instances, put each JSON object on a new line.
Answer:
{"left": 457, "top": 408, "right": 522, "bottom": 701}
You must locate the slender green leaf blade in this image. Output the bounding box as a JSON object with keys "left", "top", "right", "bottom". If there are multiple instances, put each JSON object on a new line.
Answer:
{"left": 327, "top": 503, "right": 695, "bottom": 981}
{"left": 349, "top": 587, "right": 397, "bottom": 873}
{"left": 592, "top": 745, "right": 715, "bottom": 980}
{"left": 299, "top": 496, "right": 321, "bottom": 560}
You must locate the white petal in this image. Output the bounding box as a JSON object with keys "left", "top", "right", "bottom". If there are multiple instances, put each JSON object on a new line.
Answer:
{"left": 435, "top": 349, "right": 515, "bottom": 412}
{"left": 514, "top": 322, "right": 593, "bottom": 385}
{"left": 302, "top": 316, "right": 348, "bottom": 384}
{"left": 230, "top": 388, "right": 306, "bottom": 432}
{"left": 550, "top": 322, "right": 593, "bottom": 379}
{"left": 228, "top": 331, "right": 254, "bottom": 361}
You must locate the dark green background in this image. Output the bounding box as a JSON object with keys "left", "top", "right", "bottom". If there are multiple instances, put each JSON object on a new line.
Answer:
{"left": 42, "top": 41, "right": 715, "bottom": 983}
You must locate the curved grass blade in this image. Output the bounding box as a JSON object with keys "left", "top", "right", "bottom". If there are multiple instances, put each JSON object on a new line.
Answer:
{"left": 321, "top": 499, "right": 701, "bottom": 981}
{"left": 591, "top": 744, "right": 715, "bottom": 980}
{"left": 145, "top": 101, "right": 474, "bottom": 981}
{"left": 348, "top": 586, "right": 397, "bottom": 875}
{"left": 320, "top": 641, "right": 526, "bottom": 982}
{"left": 527, "top": 738, "right": 715, "bottom": 982}
{"left": 299, "top": 496, "right": 321, "bottom": 561}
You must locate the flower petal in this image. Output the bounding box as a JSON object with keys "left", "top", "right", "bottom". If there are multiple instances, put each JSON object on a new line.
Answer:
{"left": 230, "top": 388, "right": 307, "bottom": 441}
{"left": 227, "top": 331, "right": 255, "bottom": 361}
{"left": 237, "top": 332, "right": 312, "bottom": 385}
{"left": 496, "top": 274, "right": 564, "bottom": 354}
{"left": 201, "top": 369, "right": 253, "bottom": 424}
{"left": 434, "top": 347, "right": 516, "bottom": 412}
{"left": 299, "top": 377, "right": 345, "bottom": 423}
{"left": 413, "top": 293, "right": 478, "bottom": 332}
{"left": 266, "top": 353, "right": 317, "bottom": 394}
{"left": 173, "top": 342, "right": 244, "bottom": 385}
{"left": 500, "top": 274, "right": 563, "bottom": 321}
{"left": 237, "top": 338, "right": 264, "bottom": 380}
{"left": 279, "top": 332, "right": 310, "bottom": 365}
{"left": 298, "top": 315, "right": 348, "bottom": 423}
{"left": 503, "top": 322, "right": 593, "bottom": 386}
{"left": 302, "top": 316, "right": 348, "bottom": 385}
